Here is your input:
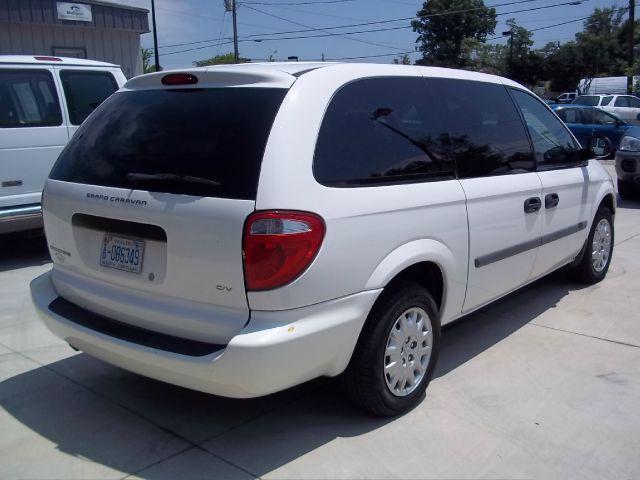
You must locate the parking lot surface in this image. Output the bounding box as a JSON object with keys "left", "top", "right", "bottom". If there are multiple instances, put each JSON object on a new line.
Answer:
{"left": 1, "top": 164, "right": 639, "bottom": 479}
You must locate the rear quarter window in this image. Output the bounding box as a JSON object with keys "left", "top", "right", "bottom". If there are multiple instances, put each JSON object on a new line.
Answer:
{"left": 313, "top": 77, "right": 456, "bottom": 187}
{"left": 313, "top": 77, "right": 534, "bottom": 185}
{"left": 49, "top": 87, "right": 288, "bottom": 200}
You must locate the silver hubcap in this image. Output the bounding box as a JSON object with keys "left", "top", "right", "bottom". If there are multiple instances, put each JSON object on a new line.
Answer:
{"left": 384, "top": 307, "right": 433, "bottom": 397}
{"left": 592, "top": 218, "right": 612, "bottom": 273}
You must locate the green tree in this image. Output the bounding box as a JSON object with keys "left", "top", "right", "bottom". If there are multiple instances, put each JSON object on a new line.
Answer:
{"left": 392, "top": 54, "right": 412, "bottom": 65}
{"left": 463, "top": 39, "right": 504, "bottom": 74}
{"left": 141, "top": 47, "right": 157, "bottom": 73}
{"left": 411, "top": 0, "right": 497, "bottom": 68}
{"left": 503, "top": 19, "right": 544, "bottom": 86}
{"left": 193, "top": 53, "right": 250, "bottom": 66}
{"left": 539, "top": 41, "right": 588, "bottom": 92}
{"left": 574, "top": 7, "right": 626, "bottom": 77}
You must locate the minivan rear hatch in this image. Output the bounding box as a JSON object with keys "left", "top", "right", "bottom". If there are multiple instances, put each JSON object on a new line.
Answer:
{"left": 43, "top": 69, "right": 292, "bottom": 345}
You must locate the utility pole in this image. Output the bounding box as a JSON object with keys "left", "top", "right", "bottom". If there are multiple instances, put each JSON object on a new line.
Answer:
{"left": 151, "top": 0, "right": 160, "bottom": 71}
{"left": 628, "top": 0, "right": 635, "bottom": 93}
{"left": 502, "top": 30, "right": 514, "bottom": 77}
{"left": 224, "top": 0, "right": 239, "bottom": 63}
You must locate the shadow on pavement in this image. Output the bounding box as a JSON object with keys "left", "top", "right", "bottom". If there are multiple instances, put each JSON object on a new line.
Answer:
{"left": 0, "top": 231, "right": 50, "bottom": 272}
{"left": 617, "top": 196, "right": 640, "bottom": 210}
{"left": 0, "top": 267, "right": 593, "bottom": 478}
{"left": 436, "top": 270, "right": 589, "bottom": 378}
{"left": 0, "top": 359, "right": 391, "bottom": 479}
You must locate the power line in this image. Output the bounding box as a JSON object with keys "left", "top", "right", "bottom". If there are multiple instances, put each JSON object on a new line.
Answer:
{"left": 243, "top": 4, "right": 408, "bottom": 52}
{"left": 241, "top": 0, "right": 356, "bottom": 4}
{"left": 152, "top": 0, "right": 547, "bottom": 51}
{"left": 157, "top": 0, "right": 594, "bottom": 57}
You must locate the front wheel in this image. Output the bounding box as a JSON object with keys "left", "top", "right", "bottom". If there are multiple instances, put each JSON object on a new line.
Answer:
{"left": 341, "top": 282, "right": 441, "bottom": 416}
{"left": 572, "top": 206, "right": 614, "bottom": 284}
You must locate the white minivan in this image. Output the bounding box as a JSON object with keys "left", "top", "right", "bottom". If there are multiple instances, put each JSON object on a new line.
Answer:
{"left": 0, "top": 56, "right": 126, "bottom": 234}
{"left": 31, "top": 63, "right": 615, "bottom": 416}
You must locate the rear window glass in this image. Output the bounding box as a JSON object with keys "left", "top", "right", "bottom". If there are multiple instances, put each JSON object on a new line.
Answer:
{"left": 50, "top": 88, "right": 288, "bottom": 200}
{"left": 60, "top": 70, "right": 119, "bottom": 125}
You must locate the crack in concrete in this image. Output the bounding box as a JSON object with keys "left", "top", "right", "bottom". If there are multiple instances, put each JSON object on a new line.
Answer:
{"left": 530, "top": 323, "right": 640, "bottom": 349}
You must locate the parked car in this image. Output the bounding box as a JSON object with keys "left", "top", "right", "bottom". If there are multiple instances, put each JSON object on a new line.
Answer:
{"left": 30, "top": 63, "right": 616, "bottom": 416}
{"left": 0, "top": 55, "right": 126, "bottom": 234}
{"left": 555, "top": 92, "right": 577, "bottom": 104}
{"left": 572, "top": 94, "right": 640, "bottom": 123}
{"left": 551, "top": 104, "right": 631, "bottom": 154}
{"left": 615, "top": 126, "right": 640, "bottom": 199}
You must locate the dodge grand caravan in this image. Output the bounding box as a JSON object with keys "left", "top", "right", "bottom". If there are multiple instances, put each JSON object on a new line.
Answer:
{"left": 30, "top": 63, "right": 616, "bottom": 416}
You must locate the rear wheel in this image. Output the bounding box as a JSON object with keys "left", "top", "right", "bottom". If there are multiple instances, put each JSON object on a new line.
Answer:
{"left": 572, "top": 206, "right": 614, "bottom": 284}
{"left": 617, "top": 178, "right": 636, "bottom": 200}
{"left": 342, "top": 282, "right": 441, "bottom": 416}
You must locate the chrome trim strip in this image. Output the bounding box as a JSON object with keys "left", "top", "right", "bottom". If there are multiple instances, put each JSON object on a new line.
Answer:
{"left": 475, "top": 221, "right": 588, "bottom": 268}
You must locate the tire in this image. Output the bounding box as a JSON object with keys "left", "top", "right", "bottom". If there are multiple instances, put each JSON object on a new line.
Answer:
{"left": 572, "top": 206, "right": 614, "bottom": 284}
{"left": 617, "top": 178, "right": 636, "bottom": 200}
{"left": 341, "top": 281, "right": 441, "bottom": 416}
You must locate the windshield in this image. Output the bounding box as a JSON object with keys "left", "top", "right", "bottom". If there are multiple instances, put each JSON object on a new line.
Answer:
{"left": 50, "top": 88, "right": 288, "bottom": 200}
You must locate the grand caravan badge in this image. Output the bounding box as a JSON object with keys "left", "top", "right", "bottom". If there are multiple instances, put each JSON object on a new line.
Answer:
{"left": 86, "top": 193, "right": 147, "bottom": 207}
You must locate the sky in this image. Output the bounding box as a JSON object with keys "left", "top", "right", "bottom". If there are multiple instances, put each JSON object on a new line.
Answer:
{"left": 122, "top": 0, "right": 625, "bottom": 70}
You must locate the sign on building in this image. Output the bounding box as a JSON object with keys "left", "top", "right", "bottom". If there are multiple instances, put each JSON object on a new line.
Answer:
{"left": 56, "top": 2, "right": 93, "bottom": 22}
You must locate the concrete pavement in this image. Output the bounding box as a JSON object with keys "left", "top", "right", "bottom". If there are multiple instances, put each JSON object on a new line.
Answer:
{"left": 1, "top": 164, "right": 639, "bottom": 479}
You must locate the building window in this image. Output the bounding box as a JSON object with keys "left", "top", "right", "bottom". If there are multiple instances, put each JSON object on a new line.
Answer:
{"left": 53, "top": 47, "right": 87, "bottom": 59}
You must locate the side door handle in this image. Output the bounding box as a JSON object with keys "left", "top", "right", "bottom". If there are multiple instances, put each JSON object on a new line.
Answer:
{"left": 545, "top": 193, "right": 560, "bottom": 209}
{"left": 524, "top": 196, "right": 542, "bottom": 213}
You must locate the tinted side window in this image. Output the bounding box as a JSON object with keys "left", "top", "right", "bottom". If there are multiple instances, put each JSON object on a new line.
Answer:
{"left": 0, "top": 69, "right": 62, "bottom": 127}
{"left": 614, "top": 96, "right": 629, "bottom": 107}
{"left": 556, "top": 108, "right": 582, "bottom": 124}
{"left": 627, "top": 96, "right": 640, "bottom": 108}
{"left": 60, "top": 70, "right": 118, "bottom": 125}
{"left": 601, "top": 96, "right": 613, "bottom": 106}
{"left": 593, "top": 109, "right": 619, "bottom": 125}
{"left": 314, "top": 77, "right": 456, "bottom": 187}
{"left": 427, "top": 78, "right": 534, "bottom": 178}
{"left": 511, "top": 89, "right": 580, "bottom": 169}
{"left": 574, "top": 96, "right": 599, "bottom": 106}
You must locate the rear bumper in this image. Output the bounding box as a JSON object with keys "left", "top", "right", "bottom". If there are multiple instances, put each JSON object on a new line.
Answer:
{"left": 31, "top": 271, "right": 381, "bottom": 398}
{"left": 0, "top": 203, "right": 42, "bottom": 234}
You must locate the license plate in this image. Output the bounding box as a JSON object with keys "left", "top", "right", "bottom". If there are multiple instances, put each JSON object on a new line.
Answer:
{"left": 100, "top": 234, "right": 145, "bottom": 274}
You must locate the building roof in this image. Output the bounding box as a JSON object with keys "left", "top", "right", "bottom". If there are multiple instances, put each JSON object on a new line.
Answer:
{"left": 0, "top": 55, "right": 119, "bottom": 67}
{"left": 0, "top": 0, "right": 150, "bottom": 34}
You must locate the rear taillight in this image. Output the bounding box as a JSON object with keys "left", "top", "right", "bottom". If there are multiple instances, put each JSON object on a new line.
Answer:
{"left": 243, "top": 211, "right": 325, "bottom": 291}
{"left": 34, "top": 56, "right": 62, "bottom": 62}
{"left": 161, "top": 73, "right": 198, "bottom": 85}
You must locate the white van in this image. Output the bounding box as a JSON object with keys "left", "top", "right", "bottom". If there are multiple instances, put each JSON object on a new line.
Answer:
{"left": 0, "top": 56, "right": 126, "bottom": 234}
{"left": 31, "top": 63, "right": 615, "bottom": 415}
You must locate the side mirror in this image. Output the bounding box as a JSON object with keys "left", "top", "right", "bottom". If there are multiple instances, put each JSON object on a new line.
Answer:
{"left": 587, "top": 136, "right": 613, "bottom": 159}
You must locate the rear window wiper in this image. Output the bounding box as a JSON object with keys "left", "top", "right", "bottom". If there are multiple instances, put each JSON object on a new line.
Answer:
{"left": 127, "top": 172, "right": 221, "bottom": 187}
